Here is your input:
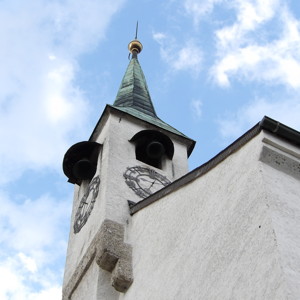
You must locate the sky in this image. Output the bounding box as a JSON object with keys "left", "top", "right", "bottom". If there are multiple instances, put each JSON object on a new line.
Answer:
{"left": 0, "top": 0, "right": 300, "bottom": 299}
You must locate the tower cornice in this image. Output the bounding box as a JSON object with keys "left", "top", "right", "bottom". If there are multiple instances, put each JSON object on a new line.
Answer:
{"left": 89, "top": 104, "right": 196, "bottom": 157}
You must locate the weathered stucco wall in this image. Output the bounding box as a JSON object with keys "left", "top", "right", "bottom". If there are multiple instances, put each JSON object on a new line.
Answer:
{"left": 260, "top": 133, "right": 300, "bottom": 299}
{"left": 71, "top": 260, "right": 118, "bottom": 300}
{"left": 123, "top": 131, "right": 300, "bottom": 300}
{"left": 63, "top": 109, "right": 191, "bottom": 299}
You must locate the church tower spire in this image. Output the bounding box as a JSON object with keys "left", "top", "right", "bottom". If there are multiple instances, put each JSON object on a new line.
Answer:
{"left": 110, "top": 32, "right": 194, "bottom": 150}
{"left": 113, "top": 33, "right": 157, "bottom": 117}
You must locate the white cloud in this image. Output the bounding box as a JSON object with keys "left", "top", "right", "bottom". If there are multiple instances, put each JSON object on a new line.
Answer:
{"left": 174, "top": 47, "right": 203, "bottom": 72}
{"left": 0, "top": 191, "right": 70, "bottom": 260}
{"left": 30, "top": 286, "right": 62, "bottom": 300}
{"left": 153, "top": 32, "right": 203, "bottom": 75}
{"left": 18, "top": 253, "right": 38, "bottom": 274}
{"left": 0, "top": 254, "right": 61, "bottom": 300}
{"left": 235, "top": 0, "right": 279, "bottom": 31}
{"left": 211, "top": 1, "right": 300, "bottom": 89}
{"left": 191, "top": 99, "right": 203, "bottom": 119}
{"left": 209, "top": 0, "right": 280, "bottom": 49}
{"left": 184, "top": 0, "right": 224, "bottom": 25}
{"left": 0, "top": 0, "right": 124, "bottom": 184}
{"left": 0, "top": 259, "right": 23, "bottom": 300}
{"left": 218, "top": 97, "right": 300, "bottom": 140}
{"left": 0, "top": 189, "right": 72, "bottom": 300}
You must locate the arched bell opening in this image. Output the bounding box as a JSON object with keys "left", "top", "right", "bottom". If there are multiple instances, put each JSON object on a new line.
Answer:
{"left": 130, "top": 130, "right": 174, "bottom": 169}
{"left": 62, "top": 141, "right": 101, "bottom": 185}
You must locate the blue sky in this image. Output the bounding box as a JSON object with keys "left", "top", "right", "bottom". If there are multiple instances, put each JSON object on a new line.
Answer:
{"left": 1, "top": 0, "right": 300, "bottom": 299}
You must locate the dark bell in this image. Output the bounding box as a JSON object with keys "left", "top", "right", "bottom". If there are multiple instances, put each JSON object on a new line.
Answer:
{"left": 146, "top": 141, "right": 165, "bottom": 159}
{"left": 72, "top": 158, "right": 96, "bottom": 180}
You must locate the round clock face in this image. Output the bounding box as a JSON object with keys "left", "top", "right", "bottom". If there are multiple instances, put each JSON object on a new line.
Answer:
{"left": 73, "top": 175, "right": 100, "bottom": 234}
{"left": 124, "top": 166, "right": 171, "bottom": 199}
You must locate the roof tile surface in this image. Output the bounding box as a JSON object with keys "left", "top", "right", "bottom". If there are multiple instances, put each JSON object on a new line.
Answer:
{"left": 113, "top": 57, "right": 157, "bottom": 118}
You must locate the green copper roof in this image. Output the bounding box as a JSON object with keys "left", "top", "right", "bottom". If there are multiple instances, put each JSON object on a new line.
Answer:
{"left": 109, "top": 105, "right": 195, "bottom": 156}
{"left": 113, "top": 57, "right": 157, "bottom": 117}
{"left": 112, "top": 56, "right": 189, "bottom": 138}
{"left": 110, "top": 105, "right": 186, "bottom": 137}
{"left": 111, "top": 52, "right": 195, "bottom": 155}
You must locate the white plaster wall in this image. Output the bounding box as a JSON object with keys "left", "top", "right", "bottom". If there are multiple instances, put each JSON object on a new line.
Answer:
{"left": 71, "top": 260, "right": 118, "bottom": 300}
{"left": 63, "top": 109, "right": 191, "bottom": 297}
{"left": 124, "top": 133, "right": 290, "bottom": 300}
{"left": 63, "top": 119, "right": 111, "bottom": 286}
{"left": 260, "top": 134, "right": 300, "bottom": 300}
{"left": 98, "top": 112, "right": 190, "bottom": 225}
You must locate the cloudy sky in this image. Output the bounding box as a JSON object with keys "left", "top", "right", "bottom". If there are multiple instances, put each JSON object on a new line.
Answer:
{"left": 1, "top": 0, "right": 300, "bottom": 299}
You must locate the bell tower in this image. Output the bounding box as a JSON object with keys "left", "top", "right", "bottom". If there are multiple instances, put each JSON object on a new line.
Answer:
{"left": 62, "top": 34, "right": 195, "bottom": 299}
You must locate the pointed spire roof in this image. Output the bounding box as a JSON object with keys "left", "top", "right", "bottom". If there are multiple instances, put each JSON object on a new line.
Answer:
{"left": 110, "top": 36, "right": 195, "bottom": 156}
{"left": 113, "top": 55, "right": 157, "bottom": 117}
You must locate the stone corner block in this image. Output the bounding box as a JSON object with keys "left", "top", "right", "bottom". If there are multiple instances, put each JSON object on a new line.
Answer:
{"left": 111, "top": 243, "right": 133, "bottom": 293}
{"left": 95, "top": 219, "right": 124, "bottom": 272}
{"left": 95, "top": 219, "right": 134, "bottom": 293}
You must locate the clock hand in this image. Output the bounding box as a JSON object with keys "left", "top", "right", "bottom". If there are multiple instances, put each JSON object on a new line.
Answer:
{"left": 138, "top": 178, "right": 153, "bottom": 183}
{"left": 149, "top": 179, "right": 156, "bottom": 189}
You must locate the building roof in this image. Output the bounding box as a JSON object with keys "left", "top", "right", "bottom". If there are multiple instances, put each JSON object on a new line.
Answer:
{"left": 89, "top": 104, "right": 196, "bottom": 157}
{"left": 112, "top": 41, "right": 194, "bottom": 149}
{"left": 109, "top": 105, "right": 194, "bottom": 153}
{"left": 113, "top": 57, "right": 157, "bottom": 117}
{"left": 129, "top": 116, "right": 300, "bottom": 215}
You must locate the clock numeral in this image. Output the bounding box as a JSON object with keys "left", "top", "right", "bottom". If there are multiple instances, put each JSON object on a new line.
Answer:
{"left": 73, "top": 175, "right": 100, "bottom": 234}
{"left": 124, "top": 166, "right": 171, "bottom": 199}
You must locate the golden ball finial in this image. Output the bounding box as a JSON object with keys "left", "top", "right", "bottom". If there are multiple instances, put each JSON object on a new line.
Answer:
{"left": 128, "top": 39, "right": 143, "bottom": 54}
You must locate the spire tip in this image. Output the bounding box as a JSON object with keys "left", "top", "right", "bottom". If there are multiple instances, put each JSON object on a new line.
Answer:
{"left": 128, "top": 21, "right": 143, "bottom": 57}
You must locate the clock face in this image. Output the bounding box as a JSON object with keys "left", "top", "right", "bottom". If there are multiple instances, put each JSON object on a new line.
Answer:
{"left": 73, "top": 175, "right": 100, "bottom": 234}
{"left": 124, "top": 166, "right": 171, "bottom": 199}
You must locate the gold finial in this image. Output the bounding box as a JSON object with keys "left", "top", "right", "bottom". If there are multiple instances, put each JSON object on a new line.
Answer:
{"left": 128, "top": 40, "right": 143, "bottom": 54}
{"left": 128, "top": 21, "right": 143, "bottom": 55}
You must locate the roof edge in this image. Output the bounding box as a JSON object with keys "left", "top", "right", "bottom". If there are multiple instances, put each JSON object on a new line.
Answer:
{"left": 130, "top": 116, "right": 300, "bottom": 215}
{"left": 260, "top": 116, "right": 300, "bottom": 146}
{"left": 109, "top": 105, "right": 196, "bottom": 154}
{"left": 89, "top": 105, "right": 196, "bottom": 155}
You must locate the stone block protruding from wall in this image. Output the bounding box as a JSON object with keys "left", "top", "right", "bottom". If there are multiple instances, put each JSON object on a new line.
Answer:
{"left": 62, "top": 219, "right": 133, "bottom": 299}
{"left": 95, "top": 219, "right": 133, "bottom": 292}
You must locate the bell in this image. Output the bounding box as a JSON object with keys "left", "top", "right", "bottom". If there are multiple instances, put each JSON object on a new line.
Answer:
{"left": 72, "top": 158, "right": 96, "bottom": 180}
{"left": 146, "top": 141, "right": 165, "bottom": 159}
